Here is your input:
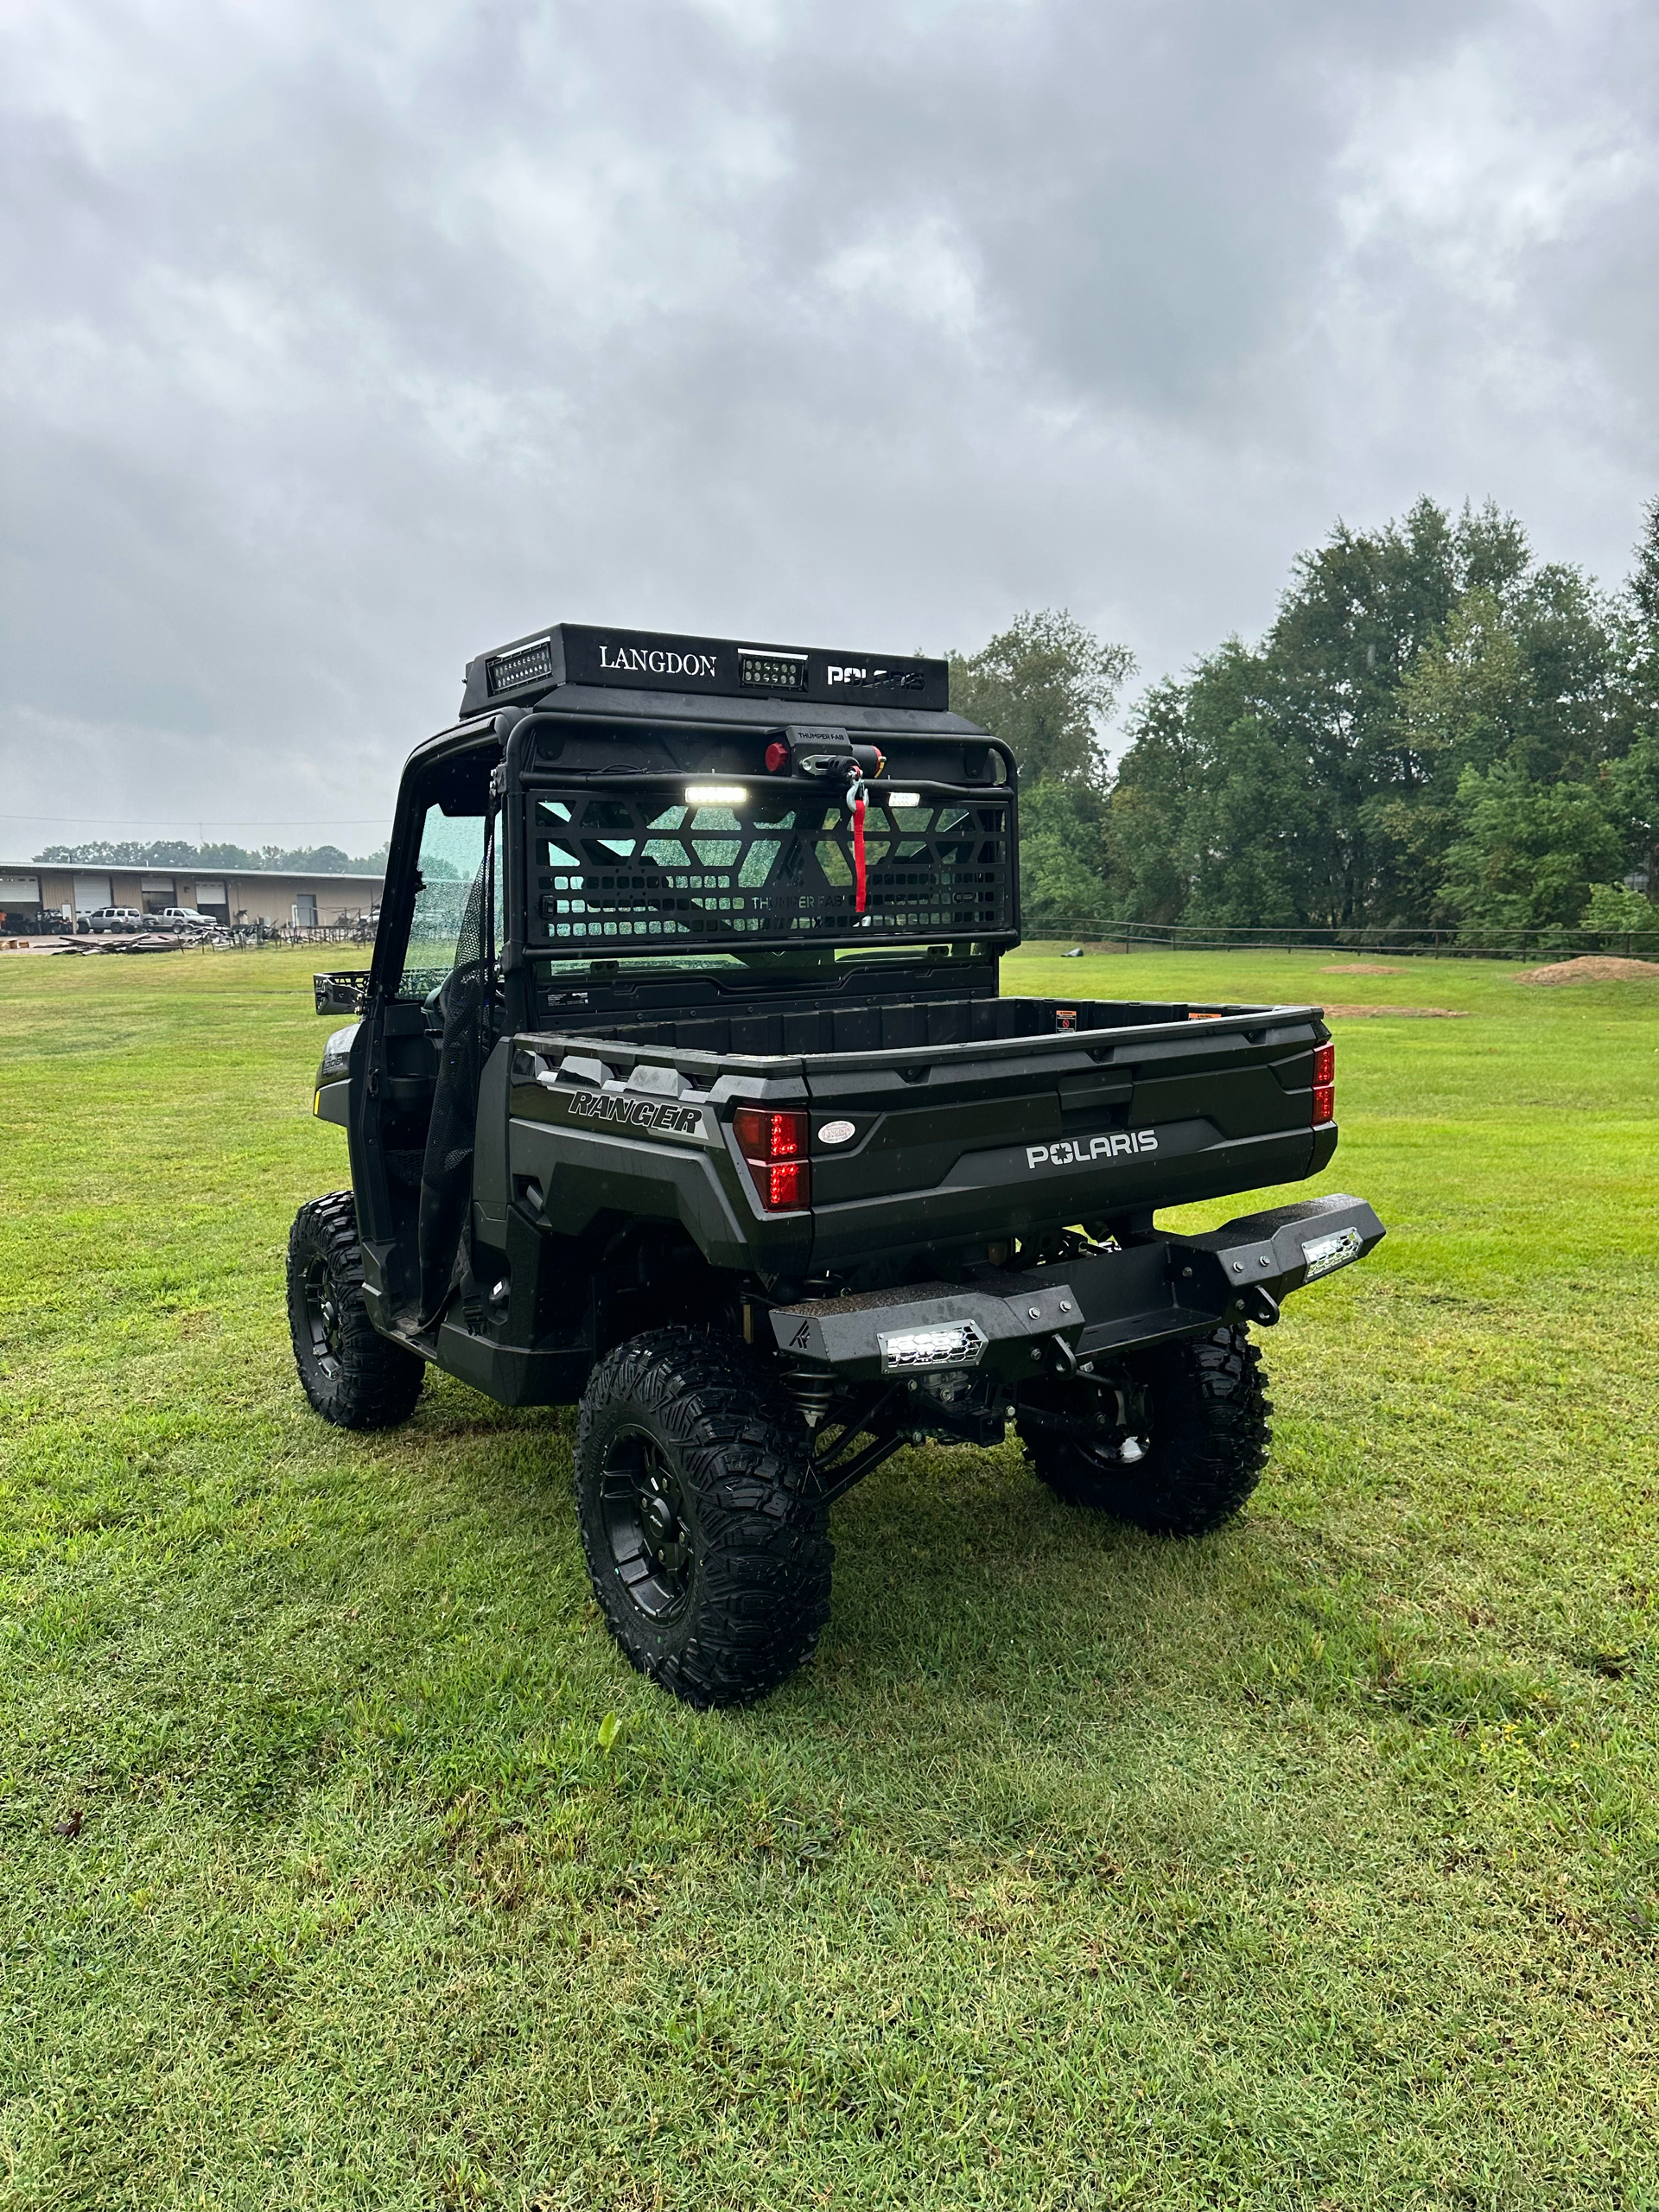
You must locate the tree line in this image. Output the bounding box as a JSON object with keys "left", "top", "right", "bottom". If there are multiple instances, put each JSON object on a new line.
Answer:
{"left": 951, "top": 498, "right": 1659, "bottom": 938}
{"left": 34, "top": 500, "right": 1659, "bottom": 944}
{"left": 32, "top": 838, "right": 390, "bottom": 875}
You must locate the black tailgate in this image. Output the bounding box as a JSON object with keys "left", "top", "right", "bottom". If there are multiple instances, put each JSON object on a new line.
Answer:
{"left": 803, "top": 1007, "right": 1332, "bottom": 1268}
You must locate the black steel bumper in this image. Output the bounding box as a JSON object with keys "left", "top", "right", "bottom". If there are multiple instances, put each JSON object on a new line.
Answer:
{"left": 768, "top": 1192, "right": 1384, "bottom": 1380}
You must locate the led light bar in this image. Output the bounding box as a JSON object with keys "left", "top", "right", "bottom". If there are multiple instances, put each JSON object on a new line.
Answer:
{"left": 739, "top": 646, "right": 807, "bottom": 693}
{"left": 486, "top": 634, "right": 556, "bottom": 695}
{"left": 1302, "top": 1224, "right": 1361, "bottom": 1279}
{"left": 882, "top": 791, "right": 922, "bottom": 808}
{"left": 684, "top": 784, "right": 748, "bottom": 804}
{"left": 878, "top": 1319, "right": 989, "bottom": 1372}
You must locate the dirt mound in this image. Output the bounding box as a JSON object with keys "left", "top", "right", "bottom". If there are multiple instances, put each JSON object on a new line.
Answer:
{"left": 1320, "top": 963, "right": 1399, "bottom": 974}
{"left": 1321, "top": 1004, "right": 1467, "bottom": 1018}
{"left": 1518, "top": 956, "right": 1659, "bottom": 985}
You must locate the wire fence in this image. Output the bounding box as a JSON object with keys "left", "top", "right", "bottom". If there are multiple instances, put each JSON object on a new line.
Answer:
{"left": 164, "top": 917, "right": 1659, "bottom": 961}
{"left": 71, "top": 917, "right": 379, "bottom": 951}
{"left": 1019, "top": 919, "right": 1659, "bottom": 961}
{"left": 25, "top": 908, "right": 1654, "bottom": 965}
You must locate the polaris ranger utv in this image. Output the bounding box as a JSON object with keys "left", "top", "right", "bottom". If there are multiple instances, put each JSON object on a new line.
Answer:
{"left": 290, "top": 622, "right": 1382, "bottom": 1705}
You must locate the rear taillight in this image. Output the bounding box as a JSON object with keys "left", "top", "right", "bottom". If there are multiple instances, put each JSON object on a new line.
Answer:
{"left": 734, "top": 1106, "right": 810, "bottom": 1211}
{"left": 1312, "top": 1040, "right": 1335, "bottom": 1127}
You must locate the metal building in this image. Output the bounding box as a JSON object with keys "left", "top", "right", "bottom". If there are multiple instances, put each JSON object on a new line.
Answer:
{"left": 0, "top": 861, "right": 385, "bottom": 931}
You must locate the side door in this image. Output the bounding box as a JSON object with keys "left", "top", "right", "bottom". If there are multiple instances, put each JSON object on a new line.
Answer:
{"left": 352, "top": 758, "right": 499, "bottom": 1328}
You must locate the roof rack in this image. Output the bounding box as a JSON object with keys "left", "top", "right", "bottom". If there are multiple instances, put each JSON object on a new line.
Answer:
{"left": 461, "top": 623, "right": 948, "bottom": 717}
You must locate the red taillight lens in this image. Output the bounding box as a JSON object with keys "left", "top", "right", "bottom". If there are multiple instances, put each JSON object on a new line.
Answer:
{"left": 765, "top": 1160, "right": 810, "bottom": 1209}
{"left": 1312, "top": 1040, "right": 1335, "bottom": 1127}
{"left": 734, "top": 1107, "right": 804, "bottom": 1159}
{"left": 734, "top": 1106, "right": 810, "bottom": 1210}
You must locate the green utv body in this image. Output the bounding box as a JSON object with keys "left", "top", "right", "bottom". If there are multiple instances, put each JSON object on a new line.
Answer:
{"left": 289, "top": 622, "right": 1382, "bottom": 1705}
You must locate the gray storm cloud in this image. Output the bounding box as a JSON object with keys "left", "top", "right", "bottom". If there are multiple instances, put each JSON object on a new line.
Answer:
{"left": 1, "top": 0, "right": 1654, "bottom": 841}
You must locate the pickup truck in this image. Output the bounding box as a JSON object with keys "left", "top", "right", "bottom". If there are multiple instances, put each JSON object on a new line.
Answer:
{"left": 291, "top": 622, "right": 1382, "bottom": 1705}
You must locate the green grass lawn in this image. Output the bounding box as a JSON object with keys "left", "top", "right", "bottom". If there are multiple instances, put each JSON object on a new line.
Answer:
{"left": 3, "top": 943, "right": 1656, "bottom": 2210}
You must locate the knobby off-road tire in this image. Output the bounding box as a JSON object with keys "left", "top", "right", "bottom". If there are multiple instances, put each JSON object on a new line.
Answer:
{"left": 575, "top": 1326, "right": 832, "bottom": 1707}
{"left": 1021, "top": 1325, "right": 1270, "bottom": 1536}
{"left": 287, "top": 1192, "right": 426, "bottom": 1430}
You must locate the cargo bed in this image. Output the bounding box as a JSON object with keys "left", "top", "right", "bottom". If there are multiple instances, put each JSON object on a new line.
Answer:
{"left": 500, "top": 995, "right": 1340, "bottom": 1280}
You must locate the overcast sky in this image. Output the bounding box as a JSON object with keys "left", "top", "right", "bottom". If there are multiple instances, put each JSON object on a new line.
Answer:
{"left": 3, "top": 0, "right": 1655, "bottom": 852}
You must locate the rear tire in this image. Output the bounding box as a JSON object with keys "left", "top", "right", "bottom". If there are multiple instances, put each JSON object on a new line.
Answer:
{"left": 575, "top": 1327, "right": 831, "bottom": 1707}
{"left": 287, "top": 1192, "right": 426, "bottom": 1430}
{"left": 1020, "top": 1325, "right": 1270, "bottom": 1535}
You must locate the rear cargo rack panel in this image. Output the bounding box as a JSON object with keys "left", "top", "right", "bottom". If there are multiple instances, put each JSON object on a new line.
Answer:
{"left": 525, "top": 785, "right": 1015, "bottom": 954}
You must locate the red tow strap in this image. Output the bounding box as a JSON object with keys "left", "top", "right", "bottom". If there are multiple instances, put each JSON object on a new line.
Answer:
{"left": 853, "top": 795, "right": 868, "bottom": 912}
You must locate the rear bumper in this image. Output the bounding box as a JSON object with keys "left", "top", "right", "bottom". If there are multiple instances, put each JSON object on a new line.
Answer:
{"left": 767, "top": 1192, "right": 1383, "bottom": 1380}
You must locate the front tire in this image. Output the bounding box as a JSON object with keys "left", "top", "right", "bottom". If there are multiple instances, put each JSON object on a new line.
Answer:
{"left": 575, "top": 1327, "right": 832, "bottom": 1707}
{"left": 1020, "top": 1325, "right": 1270, "bottom": 1535}
{"left": 287, "top": 1192, "right": 426, "bottom": 1430}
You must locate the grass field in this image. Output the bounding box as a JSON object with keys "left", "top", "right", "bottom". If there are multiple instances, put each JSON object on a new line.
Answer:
{"left": 2, "top": 942, "right": 1656, "bottom": 2211}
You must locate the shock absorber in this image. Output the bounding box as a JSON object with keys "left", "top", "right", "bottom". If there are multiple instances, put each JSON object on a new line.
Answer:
{"left": 783, "top": 1364, "right": 836, "bottom": 1431}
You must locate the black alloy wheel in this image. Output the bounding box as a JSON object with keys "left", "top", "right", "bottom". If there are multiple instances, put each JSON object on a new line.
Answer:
{"left": 598, "top": 1427, "right": 696, "bottom": 1621}
{"left": 575, "top": 1327, "right": 833, "bottom": 1707}
{"left": 286, "top": 1192, "right": 426, "bottom": 1430}
{"left": 301, "top": 1255, "right": 346, "bottom": 1376}
{"left": 1020, "top": 1325, "right": 1271, "bottom": 1536}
